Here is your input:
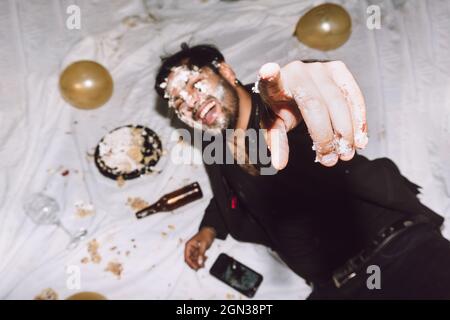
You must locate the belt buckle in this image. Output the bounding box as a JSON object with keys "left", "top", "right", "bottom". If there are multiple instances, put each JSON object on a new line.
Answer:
{"left": 332, "top": 253, "right": 366, "bottom": 288}
{"left": 332, "top": 270, "right": 357, "bottom": 288}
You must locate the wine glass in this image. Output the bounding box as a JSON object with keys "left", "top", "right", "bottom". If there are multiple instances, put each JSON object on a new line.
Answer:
{"left": 23, "top": 193, "right": 88, "bottom": 250}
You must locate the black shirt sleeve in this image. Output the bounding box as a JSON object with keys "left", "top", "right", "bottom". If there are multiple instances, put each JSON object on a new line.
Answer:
{"left": 199, "top": 197, "right": 229, "bottom": 240}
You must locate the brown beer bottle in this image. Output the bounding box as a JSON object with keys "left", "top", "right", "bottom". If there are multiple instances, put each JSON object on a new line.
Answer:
{"left": 136, "top": 182, "right": 203, "bottom": 219}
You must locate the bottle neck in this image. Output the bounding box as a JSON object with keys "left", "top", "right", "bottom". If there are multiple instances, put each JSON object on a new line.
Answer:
{"left": 136, "top": 201, "right": 163, "bottom": 219}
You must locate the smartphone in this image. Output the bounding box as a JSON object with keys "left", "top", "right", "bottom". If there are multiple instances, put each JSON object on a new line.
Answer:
{"left": 209, "top": 253, "right": 263, "bottom": 298}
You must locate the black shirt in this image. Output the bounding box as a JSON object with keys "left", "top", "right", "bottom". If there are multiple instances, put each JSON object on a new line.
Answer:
{"left": 199, "top": 84, "right": 443, "bottom": 283}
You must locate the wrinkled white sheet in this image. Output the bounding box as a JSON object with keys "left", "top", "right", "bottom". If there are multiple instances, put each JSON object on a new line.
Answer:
{"left": 0, "top": 0, "right": 449, "bottom": 300}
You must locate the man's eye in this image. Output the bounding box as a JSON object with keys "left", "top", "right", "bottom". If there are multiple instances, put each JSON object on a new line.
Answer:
{"left": 194, "top": 80, "right": 207, "bottom": 93}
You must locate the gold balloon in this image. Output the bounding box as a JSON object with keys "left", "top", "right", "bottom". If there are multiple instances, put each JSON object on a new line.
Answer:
{"left": 65, "top": 291, "right": 107, "bottom": 300}
{"left": 294, "top": 3, "right": 352, "bottom": 51}
{"left": 59, "top": 60, "right": 113, "bottom": 110}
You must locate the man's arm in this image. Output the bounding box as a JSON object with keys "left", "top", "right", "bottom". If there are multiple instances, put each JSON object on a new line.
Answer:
{"left": 199, "top": 197, "right": 229, "bottom": 240}
{"left": 184, "top": 197, "right": 228, "bottom": 270}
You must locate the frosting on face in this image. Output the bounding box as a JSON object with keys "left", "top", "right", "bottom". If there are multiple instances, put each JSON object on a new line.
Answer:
{"left": 164, "top": 65, "right": 238, "bottom": 134}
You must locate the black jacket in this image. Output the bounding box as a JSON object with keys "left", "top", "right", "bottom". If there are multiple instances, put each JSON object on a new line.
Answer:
{"left": 199, "top": 85, "right": 443, "bottom": 281}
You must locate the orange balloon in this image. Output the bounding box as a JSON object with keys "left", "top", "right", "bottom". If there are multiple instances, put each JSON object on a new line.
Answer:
{"left": 295, "top": 3, "right": 352, "bottom": 51}
{"left": 59, "top": 60, "right": 113, "bottom": 110}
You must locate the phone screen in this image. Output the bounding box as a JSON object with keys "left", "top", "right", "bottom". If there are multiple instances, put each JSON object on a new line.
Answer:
{"left": 210, "top": 253, "right": 263, "bottom": 298}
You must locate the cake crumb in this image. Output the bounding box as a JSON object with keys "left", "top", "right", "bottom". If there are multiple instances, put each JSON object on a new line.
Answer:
{"left": 117, "top": 176, "right": 125, "bottom": 187}
{"left": 87, "top": 239, "right": 102, "bottom": 264}
{"left": 80, "top": 257, "right": 89, "bottom": 264}
{"left": 75, "top": 201, "right": 95, "bottom": 218}
{"left": 105, "top": 261, "right": 123, "bottom": 279}
{"left": 34, "top": 288, "right": 58, "bottom": 300}
{"left": 86, "top": 152, "right": 94, "bottom": 161}
{"left": 226, "top": 293, "right": 235, "bottom": 300}
{"left": 127, "top": 197, "right": 149, "bottom": 212}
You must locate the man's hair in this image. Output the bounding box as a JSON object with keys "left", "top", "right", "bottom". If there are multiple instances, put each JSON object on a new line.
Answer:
{"left": 154, "top": 43, "right": 225, "bottom": 99}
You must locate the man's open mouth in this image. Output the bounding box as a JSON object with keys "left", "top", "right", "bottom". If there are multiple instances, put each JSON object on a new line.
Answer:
{"left": 196, "top": 100, "right": 219, "bottom": 125}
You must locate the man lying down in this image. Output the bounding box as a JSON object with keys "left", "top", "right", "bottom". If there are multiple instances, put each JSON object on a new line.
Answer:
{"left": 154, "top": 44, "right": 450, "bottom": 299}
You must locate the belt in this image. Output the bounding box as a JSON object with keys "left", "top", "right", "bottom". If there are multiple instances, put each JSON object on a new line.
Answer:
{"left": 332, "top": 215, "right": 431, "bottom": 289}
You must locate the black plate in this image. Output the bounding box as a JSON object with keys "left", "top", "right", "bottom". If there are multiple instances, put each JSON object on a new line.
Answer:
{"left": 94, "top": 125, "right": 162, "bottom": 181}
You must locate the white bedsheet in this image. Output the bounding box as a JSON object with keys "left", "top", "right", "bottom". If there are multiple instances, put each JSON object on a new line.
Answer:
{"left": 0, "top": 0, "right": 449, "bottom": 300}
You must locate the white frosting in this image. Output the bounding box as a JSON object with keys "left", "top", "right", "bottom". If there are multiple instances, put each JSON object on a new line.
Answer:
{"left": 99, "top": 127, "right": 145, "bottom": 173}
{"left": 252, "top": 80, "right": 260, "bottom": 93}
{"left": 354, "top": 131, "right": 369, "bottom": 147}
{"left": 335, "top": 136, "right": 352, "bottom": 155}
{"left": 167, "top": 66, "right": 199, "bottom": 94}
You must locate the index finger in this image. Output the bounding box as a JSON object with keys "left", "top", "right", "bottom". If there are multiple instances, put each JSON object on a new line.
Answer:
{"left": 258, "top": 62, "right": 292, "bottom": 104}
{"left": 258, "top": 63, "right": 300, "bottom": 132}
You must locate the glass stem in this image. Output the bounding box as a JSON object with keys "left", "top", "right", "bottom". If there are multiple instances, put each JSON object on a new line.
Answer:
{"left": 55, "top": 221, "right": 74, "bottom": 239}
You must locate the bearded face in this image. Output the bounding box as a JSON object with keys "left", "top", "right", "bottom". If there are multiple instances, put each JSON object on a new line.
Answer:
{"left": 163, "top": 65, "right": 239, "bottom": 134}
